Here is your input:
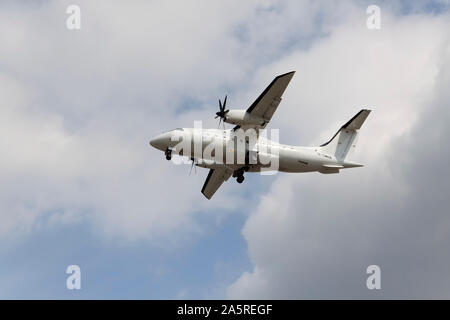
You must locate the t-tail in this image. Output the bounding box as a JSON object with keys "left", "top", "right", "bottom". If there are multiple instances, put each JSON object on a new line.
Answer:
{"left": 319, "top": 109, "right": 371, "bottom": 166}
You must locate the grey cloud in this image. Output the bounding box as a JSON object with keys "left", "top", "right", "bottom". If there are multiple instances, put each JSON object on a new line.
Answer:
{"left": 228, "top": 11, "right": 450, "bottom": 299}
{"left": 0, "top": 1, "right": 343, "bottom": 242}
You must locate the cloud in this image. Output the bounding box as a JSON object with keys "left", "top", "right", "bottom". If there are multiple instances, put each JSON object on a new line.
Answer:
{"left": 2, "top": 0, "right": 449, "bottom": 299}
{"left": 227, "top": 9, "right": 450, "bottom": 299}
{"left": 0, "top": 0, "right": 258, "bottom": 241}
{"left": 0, "top": 0, "right": 354, "bottom": 242}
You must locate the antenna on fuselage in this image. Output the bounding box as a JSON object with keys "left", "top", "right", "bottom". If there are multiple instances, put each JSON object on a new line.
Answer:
{"left": 189, "top": 157, "right": 197, "bottom": 175}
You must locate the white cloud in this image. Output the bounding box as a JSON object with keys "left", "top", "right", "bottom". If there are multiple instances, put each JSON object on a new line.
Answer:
{"left": 0, "top": 0, "right": 256, "bottom": 241}
{"left": 228, "top": 10, "right": 450, "bottom": 299}
{"left": 0, "top": 0, "right": 344, "bottom": 242}
{"left": 3, "top": 0, "right": 449, "bottom": 298}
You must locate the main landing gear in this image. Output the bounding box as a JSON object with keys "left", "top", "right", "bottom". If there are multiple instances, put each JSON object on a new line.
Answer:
{"left": 233, "top": 166, "right": 249, "bottom": 184}
{"left": 165, "top": 149, "right": 172, "bottom": 161}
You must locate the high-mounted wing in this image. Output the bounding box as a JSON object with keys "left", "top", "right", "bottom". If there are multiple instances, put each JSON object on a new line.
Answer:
{"left": 201, "top": 166, "right": 233, "bottom": 200}
{"left": 235, "top": 71, "right": 295, "bottom": 131}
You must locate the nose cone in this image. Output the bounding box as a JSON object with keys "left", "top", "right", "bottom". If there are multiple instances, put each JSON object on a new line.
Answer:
{"left": 149, "top": 133, "right": 169, "bottom": 151}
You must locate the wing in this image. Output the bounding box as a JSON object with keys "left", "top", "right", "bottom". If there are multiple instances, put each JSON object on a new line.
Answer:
{"left": 201, "top": 166, "right": 233, "bottom": 200}
{"left": 235, "top": 71, "right": 295, "bottom": 131}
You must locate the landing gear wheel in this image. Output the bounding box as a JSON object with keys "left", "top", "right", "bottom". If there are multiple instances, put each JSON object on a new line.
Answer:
{"left": 237, "top": 176, "right": 244, "bottom": 184}
{"left": 233, "top": 169, "right": 244, "bottom": 178}
{"left": 165, "top": 149, "right": 172, "bottom": 161}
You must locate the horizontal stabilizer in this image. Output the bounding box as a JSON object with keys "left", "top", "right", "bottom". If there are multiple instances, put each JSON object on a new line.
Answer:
{"left": 343, "top": 161, "right": 364, "bottom": 168}
{"left": 322, "top": 164, "right": 344, "bottom": 169}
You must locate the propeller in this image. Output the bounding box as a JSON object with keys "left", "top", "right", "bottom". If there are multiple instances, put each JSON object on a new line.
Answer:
{"left": 215, "top": 95, "right": 229, "bottom": 129}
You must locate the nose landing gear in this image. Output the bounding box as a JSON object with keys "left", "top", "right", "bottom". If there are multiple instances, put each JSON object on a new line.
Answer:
{"left": 165, "top": 149, "right": 172, "bottom": 161}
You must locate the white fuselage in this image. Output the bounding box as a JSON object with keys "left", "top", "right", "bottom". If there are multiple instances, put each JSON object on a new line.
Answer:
{"left": 149, "top": 128, "right": 360, "bottom": 173}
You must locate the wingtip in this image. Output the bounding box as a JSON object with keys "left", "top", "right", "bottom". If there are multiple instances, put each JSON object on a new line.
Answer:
{"left": 201, "top": 191, "right": 212, "bottom": 200}
{"left": 277, "top": 71, "right": 296, "bottom": 78}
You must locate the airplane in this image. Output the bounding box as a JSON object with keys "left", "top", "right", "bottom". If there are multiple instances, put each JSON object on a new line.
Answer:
{"left": 149, "top": 71, "right": 371, "bottom": 199}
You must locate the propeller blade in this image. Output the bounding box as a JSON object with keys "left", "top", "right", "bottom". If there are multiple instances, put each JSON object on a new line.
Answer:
{"left": 216, "top": 94, "right": 229, "bottom": 128}
{"left": 189, "top": 157, "right": 196, "bottom": 175}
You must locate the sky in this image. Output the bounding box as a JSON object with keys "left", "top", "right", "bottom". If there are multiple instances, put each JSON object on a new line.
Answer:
{"left": 0, "top": 0, "right": 449, "bottom": 299}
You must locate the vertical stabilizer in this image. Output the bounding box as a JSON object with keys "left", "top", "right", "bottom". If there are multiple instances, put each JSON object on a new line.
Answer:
{"left": 319, "top": 109, "right": 371, "bottom": 161}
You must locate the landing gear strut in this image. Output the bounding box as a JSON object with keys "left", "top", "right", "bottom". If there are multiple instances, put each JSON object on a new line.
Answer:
{"left": 234, "top": 168, "right": 245, "bottom": 184}
{"left": 165, "top": 149, "right": 172, "bottom": 161}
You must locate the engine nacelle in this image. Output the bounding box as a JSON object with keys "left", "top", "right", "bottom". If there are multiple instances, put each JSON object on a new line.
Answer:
{"left": 224, "top": 110, "right": 265, "bottom": 126}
